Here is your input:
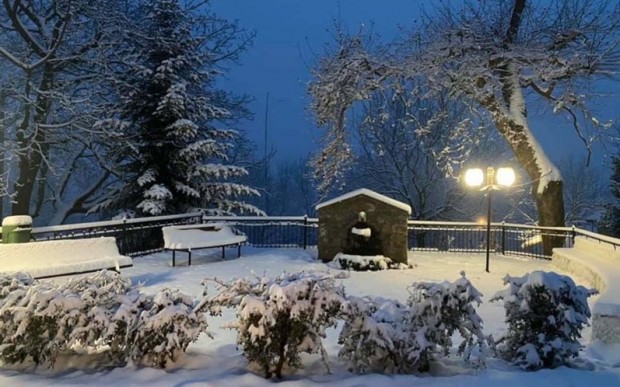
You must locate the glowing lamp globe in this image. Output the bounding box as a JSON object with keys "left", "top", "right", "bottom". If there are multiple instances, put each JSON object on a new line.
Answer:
{"left": 464, "top": 168, "right": 484, "bottom": 187}
{"left": 496, "top": 167, "right": 516, "bottom": 187}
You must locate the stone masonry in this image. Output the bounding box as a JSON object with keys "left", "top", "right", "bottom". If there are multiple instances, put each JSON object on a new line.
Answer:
{"left": 316, "top": 189, "right": 411, "bottom": 264}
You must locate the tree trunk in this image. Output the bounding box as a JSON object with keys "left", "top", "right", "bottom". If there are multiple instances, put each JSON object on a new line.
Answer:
{"left": 12, "top": 65, "right": 54, "bottom": 216}
{"left": 0, "top": 88, "right": 6, "bottom": 218}
{"left": 487, "top": 96, "right": 566, "bottom": 256}
{"left": 535, "top": 180, "right": 565, "bottom": 255}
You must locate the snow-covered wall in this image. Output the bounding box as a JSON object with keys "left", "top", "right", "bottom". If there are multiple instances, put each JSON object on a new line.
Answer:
{"left": 552, "top": 236, "right": 620, "bottom": 344}
{"left": 317, "top": 189, "right": 409, "bottom": 264}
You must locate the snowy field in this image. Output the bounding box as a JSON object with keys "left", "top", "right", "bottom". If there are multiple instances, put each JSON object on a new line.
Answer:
{"left": 1, "top": 247, "right": 620, "bottom": 386}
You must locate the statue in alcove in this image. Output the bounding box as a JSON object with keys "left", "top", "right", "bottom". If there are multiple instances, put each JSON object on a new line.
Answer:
{"left": 344, "top": 211, "right": 382, "bottom": 256}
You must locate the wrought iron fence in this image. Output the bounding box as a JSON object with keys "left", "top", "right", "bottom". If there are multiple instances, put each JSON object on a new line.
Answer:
{"left": 202, "top": 216, "right": 318, "bottom": 248}
{"left": 31, "top": 213, "right": 202, "bottom": 256}
{"left": 24, "top": 213, "right": 618, "bottom": 259}
{"left": 407, "top": 221, "right": 576, "bottom": 259}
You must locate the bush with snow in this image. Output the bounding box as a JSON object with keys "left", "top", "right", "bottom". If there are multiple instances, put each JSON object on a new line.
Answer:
{"left": 333, "top": 253, "right": 409, "bottom": 271}
{"left": 338, "top": 296, "right": 410, "bottom": 373}
{"left": 338, "top": 272, "right": 488, "bottom": 373}
{"left": 112, "top": 288, "right": 206, "bottom": 368}
{"left": 200, "top": 271, "right": 347, "bottom": 378}
{"left": 0, "top": 273, "right": 73, "bottom": 365}
{"left": 0, "top": 271, "right": 205, "bottom": 368}
{"left": 490, "top": 271, "right": 595, "bottom": 370}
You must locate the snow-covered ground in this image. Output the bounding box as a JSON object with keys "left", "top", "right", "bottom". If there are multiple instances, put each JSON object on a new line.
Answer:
{"left": 1, "top": 248, "right": 619, "bottom": 386}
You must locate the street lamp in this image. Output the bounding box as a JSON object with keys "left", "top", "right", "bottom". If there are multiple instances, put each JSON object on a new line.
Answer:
{"left": 464, "top": 166, "right": 515, "bottom": 272}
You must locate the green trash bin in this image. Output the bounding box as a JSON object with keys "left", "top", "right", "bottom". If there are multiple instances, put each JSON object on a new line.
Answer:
{"left": 2, "top": 215, "right": 32, "bottom": 243}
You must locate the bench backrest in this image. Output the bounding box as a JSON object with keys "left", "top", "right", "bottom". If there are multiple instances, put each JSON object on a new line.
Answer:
{"left": 0, "top": 237, "right": 128, "bottom": 277}
{"left": 162, "top": 224, "right": 246, "bottom": 249}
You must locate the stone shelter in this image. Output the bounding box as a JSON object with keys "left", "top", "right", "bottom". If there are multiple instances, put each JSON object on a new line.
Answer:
{"left": 316, "top": 188, "right": 411, "bottom": 264}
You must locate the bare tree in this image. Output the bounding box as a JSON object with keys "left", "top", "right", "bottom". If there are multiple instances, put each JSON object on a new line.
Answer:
{"left": 0, "top": 0, "right": 130, "bottom": 222}
{"left": 270, "top": 157, "right": 318, "bottom": 216}
{"left": 560, "top": 156, "right": 609, "bottom": 227}
{"left": 309, "top": 1, "right": 620, "bottom": 254}
{"left": 350, "top": 84, "right": 506, "bottom": 220}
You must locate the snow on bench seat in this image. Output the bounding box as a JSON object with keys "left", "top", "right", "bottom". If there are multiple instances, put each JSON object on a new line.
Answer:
{"left": 0, "top": 237, "right": 132, "bottom": 279}
{"left": 552, "top": 235, "right": 620, "bottom": 344}
{"left": 162, "top": 223, "right": 247, "bottom": 266}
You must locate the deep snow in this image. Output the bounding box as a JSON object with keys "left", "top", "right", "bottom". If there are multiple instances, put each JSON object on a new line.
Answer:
{"left": 1, "top": 247, "right": 619, "bottom": 386}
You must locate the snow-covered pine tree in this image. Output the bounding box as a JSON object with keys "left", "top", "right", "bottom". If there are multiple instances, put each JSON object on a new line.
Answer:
{"left": 96, "top": 0, "right": 260, "bottom": 216}
{"left": 491, "top": 271, "right": 594, "bottom": 370}
{"left": 406, "top": 272, "right": 488, "bottom": 370}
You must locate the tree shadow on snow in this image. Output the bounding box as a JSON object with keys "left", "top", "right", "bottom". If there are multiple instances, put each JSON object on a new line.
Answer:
{"left": 130, "top": 270, "right": 175, "bottom": 286}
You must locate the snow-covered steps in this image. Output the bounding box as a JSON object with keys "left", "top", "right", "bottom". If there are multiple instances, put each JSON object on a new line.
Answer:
{"left": 552, "top": 236, "right": 620, "bottom": 344}
{"left": 0, "top": 237, "right": 133, "bottom": 279}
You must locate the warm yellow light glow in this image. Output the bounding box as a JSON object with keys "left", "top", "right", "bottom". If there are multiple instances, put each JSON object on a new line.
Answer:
{"left": 496, "top": 167, "right": 516, "bottom": 187}
{"left": 464, "top": 168, "right": 484, "bottom": 187}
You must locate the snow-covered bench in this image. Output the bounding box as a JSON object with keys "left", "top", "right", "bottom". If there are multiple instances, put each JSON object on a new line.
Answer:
{"left": 0, "top": 237, "right": 133, "bottom": 279}
{"left": 552, "top": 235, "right": 620, "bottom": 344}
{"left": 162, "top": 223, "right": 247, "bottom": 266}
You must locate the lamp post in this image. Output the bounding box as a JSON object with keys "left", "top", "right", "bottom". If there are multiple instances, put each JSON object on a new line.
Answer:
{"left": 464, "top": 166, "right": 515, "bottom": 273}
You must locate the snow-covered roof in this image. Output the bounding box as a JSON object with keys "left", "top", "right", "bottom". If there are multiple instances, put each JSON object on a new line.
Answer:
{"left": 315, "top": 188, "right": 411, "bottom": 214}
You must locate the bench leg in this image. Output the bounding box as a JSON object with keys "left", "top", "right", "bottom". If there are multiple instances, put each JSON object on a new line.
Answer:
{"left": 222, "top": 246, "right": 226, "bottom": 259}
{"left": 237, "top": 244, "right": 241, "bottom": 257}
{"left": 173, "top": 250, "right": 176, "bottom": 267}
{"left": 189, "top": 250, "right": 192, "bottom": 266}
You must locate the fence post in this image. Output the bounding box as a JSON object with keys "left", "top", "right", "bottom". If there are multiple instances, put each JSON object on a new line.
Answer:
{"left": 501, "top": 221, "right": 506, "bottom": 255}
{"left": 303, "top": 215, "right": 308, "bottom": 250}
{"left": 571, "top": 225, "right": 576, "bottom": 246}
{"left": 121, "top": 217, "right": 128, "bottom": 255}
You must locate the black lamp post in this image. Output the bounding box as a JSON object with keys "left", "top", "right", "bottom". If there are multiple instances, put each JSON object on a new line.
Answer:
{"left": 464, "top": 166, "right": 515, "bottom": 273}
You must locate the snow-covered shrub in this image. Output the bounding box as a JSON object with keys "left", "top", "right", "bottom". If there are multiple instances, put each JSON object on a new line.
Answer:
{"left": 0, "top": 271, "right": 204, "bottom": 368}
{"left": 490, "top": 271, "right": 595, "bottom": 370}
{"left": 78, "top": 277, "right": 206, "bottom": 368}
{"left": 126, "top": 289, "right": 206, "bottom": 367}
{"left": 201, "top": 271, "right": 347, "bottom": 378}
{"left": 338, "top": 296, "right": 410, "bottom": 373}
{"left": 0, "top": 272, "right": 86, "bottom": 365}
{"left": 64, "top": 271, "right": 133, "bottom": 355}
{"left": 407, "top": 271, "right": 489, "bottom": 369}
{"left": 338, "top": 272, "right": 488, "bottom": 373}
{"left": 334, "top": 253, "right": 390, "bottom": 271}
{"left": 333, "top": 253, "right": 409, "bottom": 271}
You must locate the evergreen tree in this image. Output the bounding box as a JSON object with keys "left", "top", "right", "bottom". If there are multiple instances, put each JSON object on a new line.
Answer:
{"left": 599, "top": 156, "right": 620, "bottom": 237}
{"left": 96, "top": 0, "right": 259, "bottom": 216}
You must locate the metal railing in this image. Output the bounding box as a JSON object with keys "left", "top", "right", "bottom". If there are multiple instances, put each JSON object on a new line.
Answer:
{"left": 407, "top": 221, "right": 576, "bottom": 259}
{"left": 23, "top": 214, "right": 620, "bottom": 259}
{"left": 202, "top": 216, "right": 319, "bottom": 249}
{"left": 31, "top": 213, "right": 203, "bottom": 256}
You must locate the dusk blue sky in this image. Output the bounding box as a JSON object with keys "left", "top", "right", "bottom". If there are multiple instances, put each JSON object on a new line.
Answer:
{"left": 212, "top": 0, "right": 618, "bottom": 171}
